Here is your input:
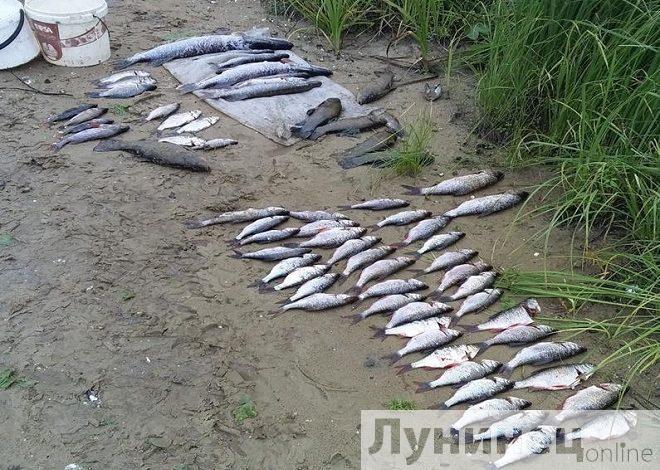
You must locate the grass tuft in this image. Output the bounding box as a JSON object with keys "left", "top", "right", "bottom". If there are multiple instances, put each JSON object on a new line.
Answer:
{"left": 385, "top": 117, "right": 435, "bottom": 176}
{"left": 387, "top": 398, "right": 417, "bottom": 410}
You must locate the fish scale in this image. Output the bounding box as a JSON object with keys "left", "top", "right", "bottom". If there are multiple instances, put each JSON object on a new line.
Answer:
{"left": 513, "top": 363, "right": 595, "bottom": 391}
{"left": 556, "top": 383, "right": 626, "bottom": 422}
{"left": 473, "top": 298, "right": 541, "bottom": 331}
{"left": 358, "top": 279, "right": 427, "bottom": 301}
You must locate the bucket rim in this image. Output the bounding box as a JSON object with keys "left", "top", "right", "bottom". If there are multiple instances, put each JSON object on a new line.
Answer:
{"left": 24, "top": 0, "right": 107, "bottom": 25}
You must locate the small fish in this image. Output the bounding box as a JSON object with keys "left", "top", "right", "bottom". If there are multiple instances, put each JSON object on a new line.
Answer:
{"left": 211, "top": 51, "right": 291, "bottom": 72}
{"left": 442, "top": 377, "right": 514, "bottom": 409}
{"left": 201, "top": 138, "right": 238, "bottom": 149}
{"left": 58, "top": 118, "right": 114, "bottom": 135}
{"left": 477, "top": 324, "right": 555, "bottom": 354}
{"left": 513, "top": 363, "right": 595, "bottom": 391}
{"left": 274, "top": 265, "right": 330, "bottom": 291}
{"left": 288, "top": 273, "right": 339, "bottom": 302}
{"left": 438, "top": 271, "right": 498, "bottom": 302}
{"left": 48, "top": 104, "right": 96, "bottom": 123}
{"left": 52, "top": 124, "right": 129, "bottom": 151}
{"left": 236, "top": 216, "right": 289, "bottom": 240}
{"left": 291, "top": 98, "right": 342, "bottom": 139}
{"left": 296, "top": 219, "right": 358, "bottom": 238}
{"left": 290, "top": 210, "right": 348, "bottom": 222}
{"left": 424, "top": 82, "right": 442, "bottom": 101}
{"left": 555, "top": 383, "right": 626, "bottom": 422}
{"left": 435, "top": 261, "right": 491, "bottom": 293}
{"left": 564, "top": 411, "right": 636, "bottom": 441}
{"left": 470, "top": 411, "right": 548, "bottom": 443}
{"left": 177, "top": 116, "right": 220, "bottom": 134}
{"left": 491, "top": 426, "right": 557, "bottom": 469}
{"left": 158, "top": 135, "right": 207, "bottom": 148}
{"left": 443, "top": 191, "right": 528, "bottom": 218}
{"left": 238, "top": 227, "right": 299, "bottom": 246}
{"left": 454, "top": 288, "right": 502, "bottom": 318}
{"left": 386, "top": 327, "right": 461, "bottom": 364}
{"left": 398, "top": 344, "right": 479, "bottom": 373}
{"left": 158, "top": 110, "right": 202, "bottom": 132}
{"left": 450, "top": 397, "right": 532, "bottom": 433}
{"left": 356, "top": 70, "right": 395, "bottom": 104}
{"left": 352, "top": 293, "right": 424, "bottom": 323}
{"left": 341, "top": 198, "right": 409, "bottom": 211}
{"left": 96, "top": 76, "right": 156, "bottom": 89}
{"left": 375, "top": 210, "right": 432, "bottom": 229}
{"left": 417, "top": 231, "right": 465, "bottom": 255}
{"left": 385, "top": 301, "right": 452, "bottom": 329}
{"left": 62, "top": 107, "right": 108, "bottom": 127}
{"left": 231, "top": 246, "right": 311, "bottom": 262}
{"left": 378, "top": 316, "right": 451, "bottom": 339}
{"left": 327, "top": 236, "right": 380, "bottom": 265}
{"left": 404, "top": 171, "right": 504, "bottom": 196}
{"left": 277, "top": 293, "right": 356, "bottom": 313}
{"left": 144, "top": 103, "right": 180, "bottom": 122}
{"left": 354, "top": 256, "right": 416, "bottom": 289}
{"left": 397, "top": 216, "right": 451, "bottom": 248}
{"left": 87, "top": 80, "right": 156, "bottom": 98}
{"left": 299, "top": 227, "right": 367, "bottom": 248}
{"left": 470, "top": 298, "right": 541, "bottom": 332}
{"left": 259, "top": 254, "right": 322, "bottom": 284}
{"left": 186, "top": 207, "right": 288, "bottom": 228}
{"left": 417, "top": 360, "right": 501, "bottom": 391}
{"left": 342, "top": 246, "right": 396, "bottom": 278}
{"left": 94, "top": 70, "right": 151, "bottom": 86}
{"left": 94, "top": 139, "right": 211, "bottom": 172}
{"left": 358, "top": 278, "right": 427, "bottom": 301}
{"left": 422, "top": 249, "right": 479, "bottom": 275}
{"left": 500, "top": 341, "right": 586, "bottom": 376}
{"left": 310, "top": 110, "right": 388, "bottom": 140}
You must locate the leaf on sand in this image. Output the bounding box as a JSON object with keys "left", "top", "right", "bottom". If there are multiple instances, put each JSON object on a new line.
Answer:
{"left": 233, "top": 396, "right": 257, "bottom": 423}
{"left": 0, "top": 369, "right": 17, "bottom": 390}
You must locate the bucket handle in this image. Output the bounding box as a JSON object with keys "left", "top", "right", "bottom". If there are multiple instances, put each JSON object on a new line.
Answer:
{"left": 0, "top": 9, "right": 25, "bottom": 51}
{"left": 93, "top": 14, "right": 110, "bottom": 44}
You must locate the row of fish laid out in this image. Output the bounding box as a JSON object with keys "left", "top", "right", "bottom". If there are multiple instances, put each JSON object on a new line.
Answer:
{"left": 88, "top": 70, "right": 157, "bottom": 99}
{"left": 46, "top": 104, "right": 130, "bottom": 151}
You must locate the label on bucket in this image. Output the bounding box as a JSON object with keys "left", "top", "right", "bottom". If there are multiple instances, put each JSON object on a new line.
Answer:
{"left": 29, "top": 20, "right": 62, "bottom": 60}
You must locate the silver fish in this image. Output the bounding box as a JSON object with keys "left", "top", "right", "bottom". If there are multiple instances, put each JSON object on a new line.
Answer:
{"left": 436, "top": 261, "right": 491, "bottom": 293}
{"left": 187, "top": 206, "right": 288, "bottom": 228}
{"left": 556, "top": 383, "right": 626, "bottom": 422}
{"left": 398, "top": 216, "right": 451, "bottom": 247}
{"left": 63, "top": 107, "right": 108, "bottom": 127}
{"left": 144, "top": 102, "right": 180, "bottom": 121}
{"left": 422, "top": 249, "right": 479, "bottom": 274}
{"left": 352, "top": 293, "right": 424, "bottom": 322}
{"left": 236, "top": 215, "right": 289, "bottom": 240}
{"left": 387, "top": 328, "right": 461, "bottom": 364}
{"left": 260, "top": 254, "right": 321, "bottom": 284}
{"left": 355, "top": 256, "right": 416, "bottom": 289}
{"left": 444, "top": 191, "right": 528, "bottom": 218}
{"left": 401, "top": 344, "right": 479, "bottom": 372}
{"left": 386, "top": 301, "right": 453, "bottom": 329}
{"left": 375, "top": 210, "right": 432, "bottom": 229}
{"left": 231, "top": 246, "right": 311, "bottom": 261}
{"left": 296, "top": 219, "right": 357, "bottom": 238}
{"left": 278, "top": 293, "right": 356, "bottom": 312}
{"left": 417, "top": 360, "right": 501, "bottom": 391}
{"left": 471, "top": 411, "right": 548, "bottom": 442}
{"left": 327, "top": 236, "right": 380, "bottom": 265}
{"left": 492, "top": 426, "right": 556, "bottom": 469}
{"left": 290, "top": 210, "right": 348, "bottom": 222}
{"left": 274, "top": 264, "right": 330, "bottom": 290}
{"left": 176, "top": 116, "right": 220, "bottom": 134}
{"left": 192, "top": 49, "right": 276, "bottom": 63}
{"left": 443, "top": 377, "right": 514, "bottom": 408}
{"left": 454, "top": 288, "right": 502, "bottom": 318}
{"left": 95, "top": 70, "right": 151, "bottom": 86}
{"left": 211, "top": 51, "right": 291, "bottom": 72}
{"left": 342, "top": 246, "right": 396, "bottom": 277}
{"left": 439, "top": 271, "right": 498, "bottom": 302}
{"left": 514, "top": 363, "right": 595, "bottom": 391}
{"left": 58, "top": 118, "right": 114, "bottom": 135}
{"left": 48, "top": 104, "right": 96, "bottom": 123}
{"left": 564, "top": 411, "right": 636, "bottom": 441}
{"left": 342, "top": 198, "right": 409, "bottom": 211}
{"left": 477, "top": 324, "right": 555, "bottom": 354}
{"left": 239, "top": 227, "right": 299, "bottom": 245}
{"left": 404, "top": 170, "right": 504, "bottom": 196}
{"left": 501, "top": 341, "right": 586, "bottom": 375}
{"left": 96, "top": 75, "right": 156, "bottom": 89}
{"left": 472, "top": 298, "right": 541, "bottom": 331}
{"left": 379, "top": 316, "right": 451, "bottom": 338}
{"left": 158, "top": 110, "right": 202, "bottom": 132}
{"left": 299, "top": 227, "right": 366, "bottom": 248}
{"left": 201, "top": 138, "right": 238, "bottom": 149}
{"left": 450, "top": 397, "right": 532, "bottom": 433}
{"left": 197, "top": 77, "right": 323, "bottom": 101}
{"left": 358, "top": 278, "right": 427, "bottom": 301}
{"left": 289, "top": 273, "right": 339, "bottom": 302}
{"left": 417, "top": 231, "right": 465, "bottom": 255}
{"left": 51, "top": 124, "right": 129, "bottom": 151}
{"left": 87, "top": 81, "right": 156, "bottom": 99}
{"left": 158, "top": 135, "right": 207, "bottom": 148}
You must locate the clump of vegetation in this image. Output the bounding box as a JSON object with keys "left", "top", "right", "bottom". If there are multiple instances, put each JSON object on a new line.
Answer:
{"left": 233, "top": 396, "right": 257, "bottom": 423}
{"left": 386, "top": 117, "right": 435, "bottom": 176}
{"left": 111, "top": 104, "right": 130, "bottom": 117}
{"left": 0, "top": 369, "right": 17, "bottom": 390}
{"left": 387, "top": 398, "right": 417, "bottom": 410}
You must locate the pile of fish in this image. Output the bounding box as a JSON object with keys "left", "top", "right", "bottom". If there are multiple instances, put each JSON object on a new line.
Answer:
{"left": 187, "top": 170, "right": 629, "bottom": 468}
{"left": 48, "top": 104, "right": 129, "bottom": 151}
{"left": 88, "top": 70, "right": 157, "bottom": 99}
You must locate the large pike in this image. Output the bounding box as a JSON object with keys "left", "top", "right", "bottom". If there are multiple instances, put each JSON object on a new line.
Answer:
{"left": 403, "top": 170, "right": 504, "bottom": 196}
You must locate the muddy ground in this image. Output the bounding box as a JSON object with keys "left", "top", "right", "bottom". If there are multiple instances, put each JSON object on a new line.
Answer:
{"left": 0, "top": 1, "right": 646, "bottom": 469}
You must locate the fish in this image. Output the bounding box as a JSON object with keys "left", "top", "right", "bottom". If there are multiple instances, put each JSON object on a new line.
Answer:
{"left": 115, "top": 33, "right": 294, "bottom": 69}
{"left": 356, "top": 70, "right": 395, "bottom": 104}
{"left": 52, "top": 124, "right": 129, "bottom": 151}
{"left": 157, "top": 110, "right": 203, "bottom": 131}
{"left": 340, "top": 198, "right": 409, "bottom": 211}
{"left": 291, "top": 98, "right": 342, "bottom": 139}
{"left": 238, "top": 227, "right": 299, "bottom": 245}
{"left": 358, "top": 278, "right": 427, "bottom": 301}
{"left": 299, "top": 227, "right": 366, "bottom": 248}
{"left": 555, "top": 383, "right": 626, "bottom": 422}
{"left": 276, "top": 293, "right": 356, "bottom": 313}
{"left": 398, "top": 344, "right": 479, "bottom": 374}
{"left": 187, "top": 207, "right": 288, "bottom": 228}
{"left": 158, "top": 135, "right": 207, "bottom": 148}
{"left": 296, "top": 219, "right": 358, "bottom": 238}
{"left": 231, "top": 246, "right": 311, "bottom": 262}
{"left": 470, "top": 411, "right": 549, "bottom": 443}
{"left": 87, "top": 80, "right": 156, "bottom": 98}
{"left": 416, "top": 360, "right": 501, "bottom": 391}
{"left": 197, "top": 77, "right": 323, "bottom": 101}
{"left": 274, "top": 264, "right": 330, "bottom": 291}
{"left": 491, "top": 426, "right": 557, "bottom": 469}
{"left": 94, "top": 70, "right": 151, "bottom": 86}
{"left": 443, "top": 191, "right": 529, "bottom": 218}
{"left": 500, "top": 341, "right": 586, "bottom": 376}
{"left": 144, "top": 103, "right": 180, "bottom": 122}
{"left": 336, "top": 131, "right": 398, "bottom": 169}
{"left": 441, "top": 377, "right": 514, "bottom": 409}
{"left": 58, "top": 118, "right": 114, "bottom": 135}
{"left": 342, "top": 246, "right": 396, "bottom": 277}
{"left": 288, "top": 273, "right": 339, "bottom": 302}
{"left": 450, "top": 397, "right": 532, "bottom": 434}
{"left": 289, "top": 210, "right": 348, "bottom": 222}
{"left": 259, "top": 254, "right": 322, "bottom": 284}
{"left": 351, "top": 293, "right": 424, "bottom": 323}
{"left": 396, "top": 216, "right": 451, "bottom": 248}
{"left": 424, "top": 83, "right": 443, "bottom": 101}
{"left": 96, "top": 75, "right": 157, "bottom": 89}
{"left": 386, "top": 327, "right": 461, "bottom": 364}
{"left": 421, "top": 249, "right": 479, "bottom": 275}
{"left": 513, "top": 363, "right": 595, "bottom": 391}
{"left": 309, "top": 110, "right": 388, "bottom": 140}
{"left": 179, "top": 62, "right": 331, "bottom": 93}
{"left": 385, "top": 301, "right": 452, "bottom": 329}
{"left": 47, "top": 104, "right": 96, "bottom": 123}
{"left": 380, "top": 111, "right": 404, "bottom": 137}
{"left": 235, "top": 216, "right": 289, "bottom": 240}
{"left": 403, "top": 171, "right": 504, "bottom": 196}
{"left": 377, "top": 316, "right": 452, "bottom": 339}
{"left": 93, "top": 139, "right": 211, "bottom": 172}
{"left": 211, "top": 51, "right": 291, "bottom": 72}
{"left": 200, "top": 138, "right": 238, "bottom": 149}
{"left": 176, "top": 116, "right": 220, "bottom": 134}
{"left": 326, "top": 236, "right": 380, "bottom": 265}
{"left": 434, "top": 261, "right": 491, "bottom": 293}
{"left": 192, "top": 49, "right": 276, "bottom": 63}
{"left": 62, "top": 107, "right": 108, "bottom": 127}
{"left": 564, "top": 411, "right": 636, "bottom": 441}
{"left": 469, "top": 298, "right": 541, "bottom": 332}
{"left": 375, "top": 210, "right": 432, "bottom": 229}
{"left": 477, "top": 324, "right": 555, "bottom": 354}
{"left": 416, "top": 231, "right": 465, "bottom": 255}
{"left": 453, "top": 288, "right": 502, "bottom": 318}
{"left": 437, "top": 271, "right": 498, "bottom": 302}
{"left": 353, "top": 256, "right": 416, "bottom": 290}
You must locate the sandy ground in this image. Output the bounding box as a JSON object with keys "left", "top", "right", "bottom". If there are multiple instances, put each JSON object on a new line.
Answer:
{"left": 0, "top": 1, "right": 647, "bottom": 469}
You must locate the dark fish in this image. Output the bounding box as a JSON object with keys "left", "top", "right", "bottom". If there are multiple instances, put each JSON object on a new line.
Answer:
{"left": 211, "top": 51, "right": 291, "bottom": 72}
{"left": 47, "top": 104, "right": 96, "bottom": 123}
{"left": 356, "top": 70, "right": 395, "bottom": 104}
{"left": 404, "top": 170, "right": 504, "bottom": 196}
{"left": 58, "top": 118, "right": 114, "bottom": 135}
{"left": 93, "top": 139, "right": 211, "bottom": 172}
{"left": 336, "top": 131, "right": 398, "bottom": 169}
{"left": 52, "top": 124, "right": 129, "bottom": 151}
{"left": 291, "top": 98, "right": 342, "bottom": 139}
{"left": 310, "top": 111, "right": 388, "bottom": 140}
{"left": 196, "top": 77, "right": 322, "bottom": 101}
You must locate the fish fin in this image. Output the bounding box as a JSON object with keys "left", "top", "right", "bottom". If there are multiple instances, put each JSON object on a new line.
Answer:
{"left": 414, "top": 381, "right": 433, "bottom": 393}
{"left": 382, "top": 352, "right": 402, "bottom": 365}
{"left": 267, "top": 308, "right": 287, "bottom": 318}
{"left": 499, "top": 364, "right": 514, "bottom": 377}
{"left": 344, "top": 286, "right": 361, "bottom": 296}
{"left": 227, "top": 239, "right": 240, "bottom": 247}
{"left": 476, "top": 342, "right": 490, "bottom": 355}
{"left": 85, "top": 91, "right": 102, "bottom": 98}
{"left": 407, "top": 251, "right": 422, "bottom": 260}
{"left": 336, "top": 274, "right": 349, "bottom": 286}
{"left": 257, "top": 283, "right": 276, "bottom": 294}
{"left": 368, "top": 326, "right": 387, "bottom": 340}
{"left": 177, "top": 82, "right": 199, "bottom": 94}
{"left": 394, "top": 363, "right": 412, "bottom": 376}
{"left": 401, "top": 185, "right": 423, "bottom": 196}
{"left": 113, "top": 58, "right": 136, "bottom": 70}
{"left": 229, "top": 249, "right": 243, "bottom": 259}
{"left": 389, "top": 242, "right": 406, "bottom": 249}
{"left": 461, "top": 324, "right": 480, "bottom": 333}
{"left": 275, "top": 298, "right": 290, "bottom": 306}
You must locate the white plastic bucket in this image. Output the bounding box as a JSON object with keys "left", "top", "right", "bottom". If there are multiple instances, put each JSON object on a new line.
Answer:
{"left": 0, "top": 0, "right": 40, "bottom": 69}
{"left": 25, "top": 0, "right": 110, "bottom": 67}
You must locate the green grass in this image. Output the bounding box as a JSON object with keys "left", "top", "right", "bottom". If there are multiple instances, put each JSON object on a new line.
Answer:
{"left": 0, "top": 369, "right": 17, "bottom": 390}
{"left": 111, "top": 104, "right": 130, "bottom": 117}
{"left": 387, "top": 398, "right": 417, "bottom": 410}
{"left": 385, "top": 117, "right": 435, "bottom": 176}
{"left": 233, "top": 396, "right": 257, "bottom": 423}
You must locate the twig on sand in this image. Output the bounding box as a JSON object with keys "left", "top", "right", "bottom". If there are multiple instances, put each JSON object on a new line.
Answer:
{"left": 0, "top": 72, "right": 73, "bottom": 96}
{"left": 296, "top": 360, "right": 356, "bottom": 399}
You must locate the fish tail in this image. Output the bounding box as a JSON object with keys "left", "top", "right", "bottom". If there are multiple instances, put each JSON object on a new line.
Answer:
{"left": 369, "top": 225, "right": 382, "bottom": 232}
{"left": 336, "top": 205, "right": 352, "bottom": 211}
{"left": 476, "top": 342, "right": 490, "bottom": 355}
{"left": 369, "top": 325, "right": 387, "bottom": 340}
{"left": 407, "top": 268, "right": 424, "bottom": 276}
{"left": 50, "top": 141, "right": 67, "bottom": 152}
{"left": 344, "top": 286, "right": 361, "bottom": 296}
{"left": 389, "top": 242, "right": 406, "bottom": 249}
{"left": 408, "top": 251, "right": 422, "bottom": 260}
{"left": 267, "top": 308, "right": 286, "bottom": 318}
{"left": 394, "top": 364, "right": 412, "bottom": 376}
{"left": 227, "top": 239, "right": 240, "bottom": 247}
{"left": 461, "top": 324, "right": 480, "bottom": 333}
{"left": 438, "top": 403, "right": 450, "bottom": 410}
{"left": 229, "top": 249, "right": 243, "bottom": 259}
{"left": 336, "top": 274, "right": 349, "bottom": 286}
{"left": 499, "top": 364, "right": 514, "bottom": 377}
{"left": 247, "top": 280, "right": 267, "bottom": 289}
{"left": 414, "top": 381, "right": 433, "bottom": 393}
{"left": 401, "top": 184, "right": 423, "bottom": 195}
{"left": 177, "top": 82, "right": 199, "bottom": 94}
{"left": 113, "top": 57, "right": 137, "bottom": 70}
{"left": 435, "top": 294, "right": 453, "bottom": 303}
{"left": 183, "top": 219, "right": 205, "bottom": 229}
{"left": 383, "top": 352, "right": 402, "bottom": 365}
{"left": 275, "top": 298, "right": 290, "bottom": 306}
{"left": 259, "top": 283, "right": 276, "bottom": 294}
{"left": 92, "top": 139, "right": 122, "bottom": 153}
